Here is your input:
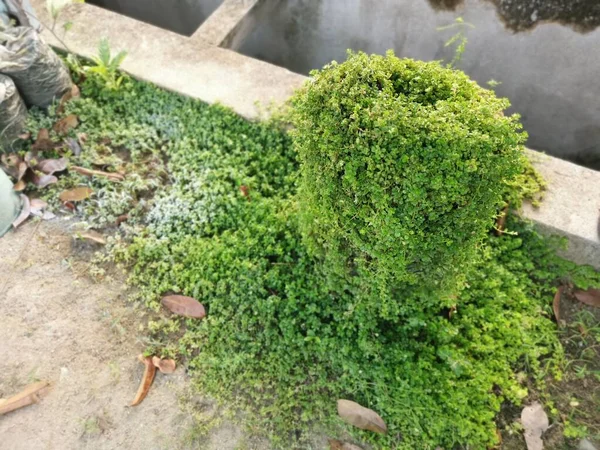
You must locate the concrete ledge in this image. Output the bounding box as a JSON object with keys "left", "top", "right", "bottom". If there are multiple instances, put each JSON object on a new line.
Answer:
{"left": 30, "top": 0, "right": 304, "bottom": 119}
{"left": 26, "top": 0, "right": 600, "bottom": 269}
{"left": 192, "top": 0, "right": 264, "bottom": 49}
{"left": 523, "top": 153, "right": 600, "bottom": 269}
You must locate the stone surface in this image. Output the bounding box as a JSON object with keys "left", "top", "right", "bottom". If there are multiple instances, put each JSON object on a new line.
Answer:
{"left": 522, "top": 151, "right": 600, "bottom": 269}
{"left": 29, "top": 0, "right": 304, "bottom": 120}
{"left": 579, "top": 439, "right": 599, "bottom": 450}
{"left": 192, "top": 0, "right": 263, "bottom": 48}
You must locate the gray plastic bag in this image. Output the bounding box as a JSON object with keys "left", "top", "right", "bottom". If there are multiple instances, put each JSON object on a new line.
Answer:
{"left": 0, "top": 73, "right": 26, "bottom": 150}
{"left": 0, "top": 26, "right": 71, "bottom": 107}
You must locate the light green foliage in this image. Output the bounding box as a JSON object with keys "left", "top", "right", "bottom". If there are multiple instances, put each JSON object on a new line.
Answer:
{"left": 40, "top": 57, "right": 599, "bottom": 448}
{"left": 437, "top": 17, "right": 475, "bottom": 67}
{"left": 290, "top": 51, "right": 527, "bottom": 316}
{"left": 85, "top": 38, "right": 128, "bottom": 91}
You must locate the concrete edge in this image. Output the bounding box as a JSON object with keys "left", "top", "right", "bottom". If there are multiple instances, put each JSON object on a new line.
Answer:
{"left": 25, "top": 0, "right": 600, "bottom": 269}
{"left": 191, "top": 0, "right": 264, "bottom": 49}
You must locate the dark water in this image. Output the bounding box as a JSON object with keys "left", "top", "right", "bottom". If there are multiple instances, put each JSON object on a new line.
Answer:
{"left": 238, "top": 0, "right": 600, "bottom": 169}
{"left": 87, "top": 0, "right": 223, "bottom": 36}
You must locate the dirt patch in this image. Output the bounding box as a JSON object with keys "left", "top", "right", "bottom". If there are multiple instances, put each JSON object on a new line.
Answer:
{"left": 0, "top": 219, "right": 252, "bottom": 449}
{"left": 497, "top": 290, "right": 600, "bottom": 449}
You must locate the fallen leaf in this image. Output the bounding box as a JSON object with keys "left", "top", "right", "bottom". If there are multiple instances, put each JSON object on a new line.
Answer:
{"left": 65, "top": 137, "right": 82, "bottom": 156}
{"left": 152, "top": 356, "right": 176, "bottom": 374}
{"left": 116, "top": 214, "right": 128, "bottom": 225}
{"left": 59, "top": 186, "right": 92, "bottom": 202}
{"left": 13, "top": 179, "right": 25, "bottom": 191}
{"left": 57, "top": 84, "right": 80, "bottom": 114}
{"left": 131, "top": 355, "right": 156, "bottom": 406}
{"left": 36, "top": 157, "right": 68, "bottom": 175}
{"left": 16, "top": 161, "right": 28, "bottom": 181}
{"left": 240, "top": 185, "right": 250, "bottom": 200}
{"left": 328, "top": 440, "right": 362, "bottom": 450}
{"left": 521, "top": 402, "right": 549, "bottom": 450}
{"left": 78, "top": 230, "right": 106, "bottom": 245}
{"left": 30, "top": 198, "right": 48, "bottom": 217}
{"left": 18, "top": 132, "right": 31, "bottom": 140}
{"left": 0, "top": 381, "right": 50, "bottom": 415}
{"left": 573, "top": 289, "right": 600, "bottom": 308}
{"left": 161, "top": 295, "right": 206, "bottom": 319}
{"left": 37, "top": 128, "right": 49, "bottom": 141}
{"left": 495, "top": 203, "right": 509, "bottom": 236}
{"left": 553, "top": 286, "right": 564, "bottom": 324}
{"left": 63, "top": 201, "right": 75, "bottom": 211}
{"left": 71, "top": 165, "right": 124, "bottom": 181}
{"left": 24, "top": 151, "right": 38, "bottom": 165}
{"left": 341, "top": 444, "right": 362, "bottom": 450}
{"left": 53, "top": 114, "right": 79, "bottom": 135}
{"left": 32, "top": 128, "right": 57, "bottom": 151}
{"left": 29, "top": 172, "right": 58, "bottom": 188}
{"left": 337, "top": 399, "right": 387, "bottom": 434}
{"left": 329, "top": 439, "right": 344, "bottom": 450}
{"left": 30, "top": 198, "right": 48, "bottom": 209}
{"left": 77, "top": 132, "right": 88, "bottom": 146}
{"left": 12, "top": 194, "right": 30, "bottom": 228}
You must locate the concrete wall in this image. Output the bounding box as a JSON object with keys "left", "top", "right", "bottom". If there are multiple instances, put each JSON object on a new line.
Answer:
{"left": 88, "top": 0, "right": 224, "bottom": 36}
{"left": 237, "top": 0, "right": 600, "bottom": 169}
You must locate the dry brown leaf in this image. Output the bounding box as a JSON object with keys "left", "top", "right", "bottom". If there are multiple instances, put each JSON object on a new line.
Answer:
{"left": 65, "top": 137, "right": 82, "bottom": 156}
{"left": 573, "top": 288, "right": 600, "bottom": 308}
{"left": 53, "top": 114, "right": 79, "bottom": 135}
{"left": 29, "top": 172, "right": 58, "bottom": 188}
{"left": 495, "top": 203, "right": 509, "bottom": 236}
{"left": 77, "top": 132, "right": 88, "bottom": 146}
{"left": 116, "top": 214, "right": 128, "bottom": 225}
{"left": 240, "top": 185, "right": 251, "bottom": 201}
{"left": 13, "top": 179, "right": 25, "bottom": 191}
{"left": 57, "top": 84, "right": 80, "bottom": 114}
{"left": 37, "top": 128, "right": 49, "bottom": 141}
{"left": 131, "top": 356, "right": 156, "bottom": 406}
{"left": 328, "top": 440, "right": 362, "bottom": 450}
{"left": 161, "top": 295, "right": 206, "bottom": 319}
{"left": 12, "top": 194, "right": 30, "bottom": 228}
{"left": 521, "top": 402, "right": 548, "bottom": 450}
{"left": 337, "top": 399, "right": 387, "bottom": 434}
{"left": 151, "top": 356, "right": 176, "bottom": 374}
{"left": 30, "top": 198, "right": 48, "bottom": 217}
{"left": 59, "top": 186, "right": 92, "bottom": 202}
{"left": 341, "top": 444, "right": 362, "bottom": 450}
{"left": 32, "top": 128, "right": 57, "bottom": 152}
{"left": 2, "top": 155, "right": 26, "bottom": 181}
{"left": 0, "top": 381, "right": 50, "bottom": 415}
{"left": 71, "top": 165, "right": 124, "bottom": 181}
{"left": 16, "top": 161, "right": 28, "bottom": 181}
{"left": 36, "top": 157, "right": 68, "bottom": 175}
{"left": 78, "top": 230, "right": 106, "bottom": 245}
{"left": 329, "top": 439, "right": 344, "bottom": 450}
{"left": 553, "top": 286, "right": 564, "bottom": 324}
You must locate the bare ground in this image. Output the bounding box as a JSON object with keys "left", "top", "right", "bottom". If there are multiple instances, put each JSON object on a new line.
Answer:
{"left": 0, "top": 219, "right": 251, "bottom": 450}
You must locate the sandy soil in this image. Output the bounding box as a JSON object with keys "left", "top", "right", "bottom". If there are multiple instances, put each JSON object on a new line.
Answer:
{"left": 0, "top": 219, "right": 249, "bottom": 450}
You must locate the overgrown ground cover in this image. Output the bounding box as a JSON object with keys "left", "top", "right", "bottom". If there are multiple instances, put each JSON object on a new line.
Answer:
{"left": 14, "top": 55, "right": 600, "bottom": 449}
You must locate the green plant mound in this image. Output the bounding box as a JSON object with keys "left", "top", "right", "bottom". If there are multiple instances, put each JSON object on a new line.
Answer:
{"left": 291, "top": 51, "right": 527, "bottom": 312}
{"left": 42, "top": 67, "right": 599, "bottom": 448}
